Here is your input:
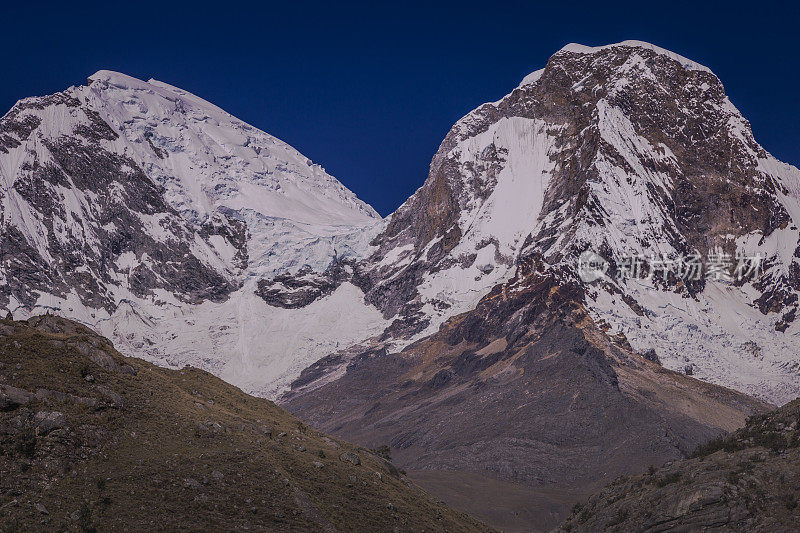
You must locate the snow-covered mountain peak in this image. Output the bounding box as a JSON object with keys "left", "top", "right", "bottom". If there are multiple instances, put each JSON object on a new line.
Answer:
{"left": 82, "top": 70, "right": 379, "bottom": 228}
{"left": 1, "top": 72, "right": 386, "bottom": 398}
{"left": 509, "top": 43, "right": 800, "bottom": 403}
{"left": 4, "top": 45, "right": 799, "bottom": 405}
{"left": 555, "top": 40, "right": 713, "bottom": 73}
{"left": 350, "top": 42, "right": 800, "bottom": 404}
{"left": 88, "top": 69, "right": 154, "bottom": 89}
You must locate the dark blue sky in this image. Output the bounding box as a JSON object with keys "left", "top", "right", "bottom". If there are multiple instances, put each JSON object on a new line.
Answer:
{"left": 3, "top": 1, "right": 798, "bottom": 215}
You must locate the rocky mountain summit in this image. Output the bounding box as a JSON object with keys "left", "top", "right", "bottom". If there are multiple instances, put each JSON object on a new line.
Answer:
{"left": 0, "top": 314, "right": 488, "bottom": 532}
{"left": 557, "top": 398, "right": 800, "bottom": 532}
{"left": 342, "top": 40, "right": 800, "bottom": 405}
{"left": 284, "top": 41, "right": 800, "bottom": 530}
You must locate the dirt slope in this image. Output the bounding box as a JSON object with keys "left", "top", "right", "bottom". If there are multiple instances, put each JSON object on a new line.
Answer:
{"left": 0, "top": 315, "right": 489, "bottom": 532}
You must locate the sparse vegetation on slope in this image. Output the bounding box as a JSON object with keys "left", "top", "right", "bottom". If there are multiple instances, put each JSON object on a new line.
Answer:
{"left": 557, "top": 399, "right": 800, "bottom": 532}
{"left": 0, "top": 315, "right": 490, "bottom": 532}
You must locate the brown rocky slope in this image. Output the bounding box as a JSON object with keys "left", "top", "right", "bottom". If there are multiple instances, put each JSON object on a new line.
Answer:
{"left": 0, "top": 314, "right": 489, "bottom": 532}
{"left": 556, "top": 397, "right": 800, "bottom": 532}
{"left": 283, "top": 262, "right": 772, "bottom": 532}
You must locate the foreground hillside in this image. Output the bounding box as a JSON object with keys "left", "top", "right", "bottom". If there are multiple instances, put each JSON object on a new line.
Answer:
{"left": 557, "top": 398, "right": 800, "bottom": 532}
{"left": 0, "top": 315, "right": 488, "bottom": 532}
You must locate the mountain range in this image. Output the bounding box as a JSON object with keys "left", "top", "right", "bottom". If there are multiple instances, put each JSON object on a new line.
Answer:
{"left": 2, "top": 40, "right": 799, "bottom": 531}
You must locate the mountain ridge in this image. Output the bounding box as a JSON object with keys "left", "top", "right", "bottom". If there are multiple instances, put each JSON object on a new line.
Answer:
{"left": 2, "top": 40, "right": 800, "bottom": 532}
{"left": 557, "top": 397, "right": 800, "bottom": 532}
{"left": 3, "top": 42, "right": 799, "bottom": 404}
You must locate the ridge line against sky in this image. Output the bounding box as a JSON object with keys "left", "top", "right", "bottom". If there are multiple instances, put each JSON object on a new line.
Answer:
{"left": 2, "top": 0, "right": 798, "bottom": 216}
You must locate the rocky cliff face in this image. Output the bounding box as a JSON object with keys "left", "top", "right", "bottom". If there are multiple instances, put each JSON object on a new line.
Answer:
{"left": 304, "top": 41, "right": 800, "bottom": 406}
